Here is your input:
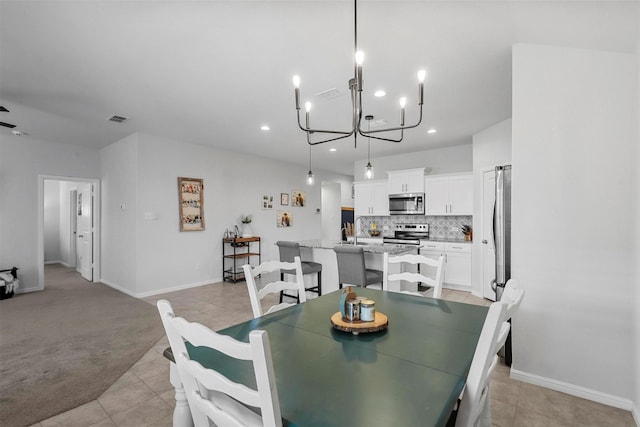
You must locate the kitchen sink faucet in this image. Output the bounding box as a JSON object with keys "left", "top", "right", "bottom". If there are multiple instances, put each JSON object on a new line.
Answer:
{"left": 354, "top": 216, "right": 363, "bottom": 246}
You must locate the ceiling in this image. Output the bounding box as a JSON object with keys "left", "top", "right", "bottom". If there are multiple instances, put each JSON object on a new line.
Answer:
{"left": 1, "top": 1, "right": 638, "bottom": 176}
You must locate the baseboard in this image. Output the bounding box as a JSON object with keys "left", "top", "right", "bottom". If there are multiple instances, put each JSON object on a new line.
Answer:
{"left": 510, "top": 368, "right": 635, "bottom": 411}
{"left": 470, "top": 289, "right": 484, "bottom": 298}
{"left": 443, "top": 283, "right": 472, "bottom": 292}
{"left": 99, "top": 279, "right": 138, "bottom": 298}
{"left": 136, "top": 278, "right": 221, "bottom": 299}
{"left": 44, "top": 260, "right": 62, "bottom": 265}
{"left": 100, "top": 277, "right": 222, "bottom": 299}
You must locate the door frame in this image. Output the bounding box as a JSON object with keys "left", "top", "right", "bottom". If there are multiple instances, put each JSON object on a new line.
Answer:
{"left": 37, "top": 175, "right": 101, "bottom": 290}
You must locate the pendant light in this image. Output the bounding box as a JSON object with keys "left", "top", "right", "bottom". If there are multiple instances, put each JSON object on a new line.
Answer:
{"left": 365, "top": 115, "right": 374, "bottom": 179}
{"left": 306, "top": 145, "right": 315, "bottom": 185}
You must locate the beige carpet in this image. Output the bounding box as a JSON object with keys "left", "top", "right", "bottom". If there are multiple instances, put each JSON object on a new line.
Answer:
{"left": 0, "top": 264, "right": 164, "bottom": 427}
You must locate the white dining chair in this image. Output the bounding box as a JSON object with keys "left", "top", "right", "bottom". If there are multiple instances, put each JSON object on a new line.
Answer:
{"left": 496, "top": 278, "right": 525, "bottom": 364}
{"left": 377, "top": 252, "right": 444, "bottom": 298}
{"left": 157, "top": 300, "right": 282, "bottom": 427}
{"left": 502, "top": 279, "right": 525, "bottom": 319}
{"left": 243, "top": 256, "right": 307, "bottom": 318}
{"left": 455, "top": 301, "right": 509, "bottom": 427}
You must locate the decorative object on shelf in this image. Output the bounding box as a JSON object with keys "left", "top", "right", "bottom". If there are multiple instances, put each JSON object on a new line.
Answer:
{"left": 277, "top": 210, "right": 292, "bottom": 227}
{"left": 462, "top": 224, "right": 472, "bottom": 241}
{"left": 240, "top": 214, "right": 253, "bottom": 237}
{"left": 291, "top": 0, "right": 425, "bottom": 147}
{"left": 364, "top": 115, "right": 374, "bottom": 179}
{"left": 306, "top": 145, "right": 314, "bottom": 185}
{"left": 280, "top": 193, "right": 289, "bottom": 206}
{"left": 339, "top": 286, "right": 357, "bottom": 319}
{"left": 178, "top": 177, "right": 205, "bottom": 231}
{"left": 291, "top": 190, "right": 306, "bottom": 207}
{"left": 262, "top": 195, "right": 274, "bottom": 210}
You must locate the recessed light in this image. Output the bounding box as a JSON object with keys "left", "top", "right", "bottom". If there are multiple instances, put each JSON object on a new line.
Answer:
{"left": 329, "top": 148, "right": 337, "bottom": 152}
{"left": 427, "top": 128, "right": 437, "bottom": 134}
{"left": 374, "top": 90, "right": 386, "bottom": 97}
{"left": 261, "top": 125, "right": 270, "bottom": 131}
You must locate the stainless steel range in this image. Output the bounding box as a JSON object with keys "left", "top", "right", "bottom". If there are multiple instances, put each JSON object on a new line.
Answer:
{"left": 383, "top": 223, "right": 429, "bottom": 245}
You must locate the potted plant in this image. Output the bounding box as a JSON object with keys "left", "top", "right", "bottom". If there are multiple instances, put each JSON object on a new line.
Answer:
{"left": 240, "top": 214, "right": 253, "bottom": 237}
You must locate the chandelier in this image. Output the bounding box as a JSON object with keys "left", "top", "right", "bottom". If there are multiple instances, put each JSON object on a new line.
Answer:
{"left": 292, "top": 0, "right": 425, "bottom": 147}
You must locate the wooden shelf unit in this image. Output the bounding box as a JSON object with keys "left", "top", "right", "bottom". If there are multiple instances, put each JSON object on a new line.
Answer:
{"left": 222, "top": 236, "right": 261, "bottom": 283}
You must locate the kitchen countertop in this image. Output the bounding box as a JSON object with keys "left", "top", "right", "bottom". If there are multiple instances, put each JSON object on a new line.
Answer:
{"left": 354, "top": 236, "right": 473, "bottom": 244}
{"left": 298, "top": 240, "right": 418, "bottom": 255}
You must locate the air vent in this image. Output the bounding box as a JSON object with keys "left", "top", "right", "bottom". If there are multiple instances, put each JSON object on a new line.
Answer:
{"left": 0, "top": 121, "right": 16, "bottom": 129}
{"left": 314, "top": 88, "right": 343, "bottom": 100}
{"left": 107, "top": 115, "right": 129, "bottom": 123}
{"left": 0, "top": 106, "right": 9, "bottom": 112}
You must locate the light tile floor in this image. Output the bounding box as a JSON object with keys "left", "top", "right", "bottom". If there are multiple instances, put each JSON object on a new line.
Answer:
{"left": 31, "top": 284, "right": 636, "bottom": 427}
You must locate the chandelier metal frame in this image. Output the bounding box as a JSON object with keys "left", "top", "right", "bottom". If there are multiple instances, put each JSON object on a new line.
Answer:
{"left": 292, "top": 0, "right": 425, "bottom": 147}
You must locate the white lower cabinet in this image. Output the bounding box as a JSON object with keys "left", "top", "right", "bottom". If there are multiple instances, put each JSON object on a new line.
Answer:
{"left": 420, "top": 241, "right": 472, "bottom": 289}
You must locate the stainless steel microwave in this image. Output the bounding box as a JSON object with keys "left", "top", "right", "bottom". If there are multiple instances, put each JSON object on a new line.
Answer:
{"left": 389, "top": 193, "right": 425, "bottom": 215}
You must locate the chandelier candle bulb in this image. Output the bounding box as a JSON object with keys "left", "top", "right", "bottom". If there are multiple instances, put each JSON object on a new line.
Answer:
{"left": 293, "top": 76, "right": 301, "bottom": 110}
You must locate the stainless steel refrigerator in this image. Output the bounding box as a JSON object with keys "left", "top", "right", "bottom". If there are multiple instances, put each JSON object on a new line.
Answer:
{"left": 492, "top": 164, "right": 513, "bottom": 364}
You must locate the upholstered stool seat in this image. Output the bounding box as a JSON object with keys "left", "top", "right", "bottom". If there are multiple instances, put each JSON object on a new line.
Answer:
{"left": 333, "top": 245, "right": 383, "bottom": 289}
{"left": 276, "top": 241, "right": 322, "bottom": 301}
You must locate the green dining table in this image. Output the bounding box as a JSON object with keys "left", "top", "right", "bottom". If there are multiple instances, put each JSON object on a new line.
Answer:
{"left": 166, "top": 288, "right": 488, "bottom": 427}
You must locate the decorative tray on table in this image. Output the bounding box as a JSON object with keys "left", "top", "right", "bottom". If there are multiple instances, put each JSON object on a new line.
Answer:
{"left": 330, "top": 311, "right": 388, "bottom": 335}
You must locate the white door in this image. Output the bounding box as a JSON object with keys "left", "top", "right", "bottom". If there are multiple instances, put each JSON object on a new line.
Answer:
{"left": 321, "top": 183, "right": 342, "bottom": 241}
{"left": 482, "top": 170, "right": 496, "bottom": 300}
{"left": 69, "top": 189, "right": 77, "bottom": 268}
{"left": 76, "top": 183, "right": 93, "bottom": 281}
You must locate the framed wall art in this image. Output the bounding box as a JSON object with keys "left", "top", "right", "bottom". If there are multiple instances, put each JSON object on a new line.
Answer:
{"left": 291, "top": 190, "right": 306, "bottom": 207}
{"left": 280, "top": 193, "right": 289, "bottom": 206}
{"left": 262, "top": 195, "right": 274, "bottom": 209}
{"left": 277, "top": 210, "right": 292, "bottom": 227}
{"left": 178, "top": 177, "right": 205, "bottom": 231}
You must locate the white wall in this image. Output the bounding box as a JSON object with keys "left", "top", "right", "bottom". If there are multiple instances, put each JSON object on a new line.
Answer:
{"left": 0, "top": 136, "right": 100, "bottom": 291}
{"left": 511, "top": 44, "right": 637, "bottom": 407}
{"left": 99, "top": 132, "right": 353, "bottom": 297}
{"left": 353, "top": 144, "right": 472, "bottom": 181}
{"left": 43, "top": 180, "right": 61, "bottom": 263}
{"left": 100, "top": 134, "right": 138, "bottom": 295}
{"left": 471, "top": 118, "right": 512, "bottom": 296}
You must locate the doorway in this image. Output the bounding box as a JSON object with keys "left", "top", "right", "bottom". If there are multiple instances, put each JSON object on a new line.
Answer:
{"left": 38, "top": 175, "right": 100, "bottom": 290}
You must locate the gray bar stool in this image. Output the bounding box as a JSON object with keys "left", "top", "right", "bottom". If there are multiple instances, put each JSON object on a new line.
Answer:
{"left": 333, "top": 245, "right": 383, "bottom": 289}
{"left": 275, "top": 241, "right": 322, "bottom": 301}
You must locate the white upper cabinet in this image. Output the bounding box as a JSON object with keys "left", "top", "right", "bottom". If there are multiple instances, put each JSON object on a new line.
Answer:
{"left": 387, "top": 168, "right": 425, "bottom": 194}
{"left": 354, "top": 180, "right": 389, "bottom": 216}
{"left": 449, "top": 175, "right": 473, "bottom": 215}
{"left": 425, "top": 174, "right": 473, "bottom": 215}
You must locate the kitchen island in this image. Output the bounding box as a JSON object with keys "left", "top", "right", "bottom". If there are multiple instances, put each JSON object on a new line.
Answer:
{"left": 296, "top": 240, "right": 418, "bottom": 294}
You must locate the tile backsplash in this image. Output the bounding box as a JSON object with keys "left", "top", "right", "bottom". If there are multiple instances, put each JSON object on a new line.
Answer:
{"left": 357, "top": 215, "right": 472, "bottom": 240}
